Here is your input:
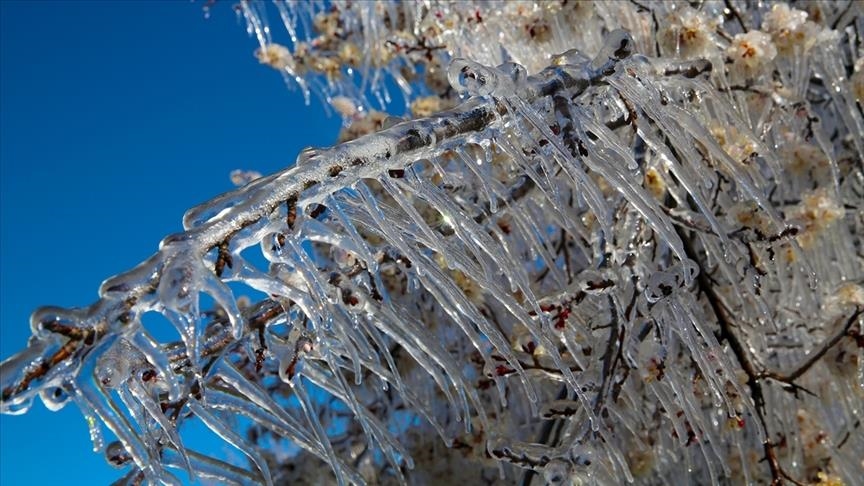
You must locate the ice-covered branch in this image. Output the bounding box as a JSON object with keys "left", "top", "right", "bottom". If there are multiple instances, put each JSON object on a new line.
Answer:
{"left": 2, "top": 1, "right": 864, "bottom": 485}
{"left": 1, "top": 31, "right": 638, "bottom": 406}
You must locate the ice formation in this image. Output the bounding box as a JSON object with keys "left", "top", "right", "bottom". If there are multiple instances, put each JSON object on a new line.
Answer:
{"left": 2, "top": 1, "right": 863, "bottom": 485}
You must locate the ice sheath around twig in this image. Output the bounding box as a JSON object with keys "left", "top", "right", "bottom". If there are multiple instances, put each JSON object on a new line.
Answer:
{"left": 2, "top": 2, "right": 864, "bottom": 485}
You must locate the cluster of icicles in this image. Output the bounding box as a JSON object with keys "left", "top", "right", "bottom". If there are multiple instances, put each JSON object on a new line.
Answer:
{"left": 3, "top": 5, "right": 864, "bottom": 486}
{"left": 238, "top": 0, "right": 611, "bottom": 114}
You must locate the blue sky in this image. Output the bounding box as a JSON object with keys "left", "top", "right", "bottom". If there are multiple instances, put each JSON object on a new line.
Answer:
{"left": 0, "top": 1, "right": 339, "bottom": 483}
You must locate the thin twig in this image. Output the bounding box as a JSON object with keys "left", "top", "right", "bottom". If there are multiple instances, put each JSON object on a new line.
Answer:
{"left": 759, "top": 307, "right": 863, "bottom": 384}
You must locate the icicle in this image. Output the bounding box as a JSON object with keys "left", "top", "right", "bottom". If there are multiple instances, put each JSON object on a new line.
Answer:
{"left": 187, "top": 399, "right": 273, "bottom": 486}
{"left": 5, "top": 12, "right": 864, "bottom": 485}
{"left": 127, "top": 378, "right": 193, "bottom": 479}
{"left": 161, "top": 448, "right": 261, "bottom": 485}
{"left": 128, "top": 330, "right": 182, "bottom": 402}
{"left": 213, "top": 359, "right": 317, "bottom": 446}
{"left": 315, "top": 359, "right": 413, "bottom": 479}
{"left": 289, "top": 375, "right": 347, "bottom": 486}
{"left": 75, "top": 376, "right": 166, "bottom": 483}
{"left": 202, "top": 387, "right": 370, "bottom": 484}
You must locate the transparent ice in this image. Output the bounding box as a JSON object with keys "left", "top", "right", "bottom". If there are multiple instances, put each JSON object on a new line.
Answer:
{"left": 2, "top": 1, "right": 863, "bottom": 485}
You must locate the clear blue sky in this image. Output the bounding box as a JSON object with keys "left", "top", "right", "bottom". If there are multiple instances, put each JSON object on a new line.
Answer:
{"left": 0, "top": 1, "right": 339, "bottom": 483}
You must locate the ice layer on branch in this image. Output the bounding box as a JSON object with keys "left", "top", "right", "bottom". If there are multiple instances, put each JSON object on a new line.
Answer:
{"left": 2, "top": 1, "right": 864, "bottom": 485}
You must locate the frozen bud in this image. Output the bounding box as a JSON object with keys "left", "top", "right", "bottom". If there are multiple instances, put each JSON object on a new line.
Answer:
{"left": 453, "top": 269, "right": 484, "bottom": 306}
{"left": 710, "top": 123, "right": 756, "bottom": 164}
{"left": 338, "top": 42, "right": 361, "bottom": 67}
{"left": 524, "top": 15, "right": 552, "bottom": 43}
{"left": 645, "top": 268, "right": 685, "bottom": 303}
{"left": 230, "top": 169, "right": 262, "bottom": 187}
{"left": 339, "top": 286, "right": 367, "bottom": 313}
{"left": 256, "top": 43, "right": 293, "bottom": 71}
{"left": 781, "top": 141, "right": 829, "bottom": 177}
{"left": 814, "top": 472, "right": 845, "bottom": 486}
{"left": 309, "top": 54, "right": 342, "bottom": 79}
{"left": 312, "top": 11, "right": 341, "bottom": 37}
{"left": 448, "top": 58, "right": 511, "bottom": 98}
{"left": 330, "top": 247, "right": 359, "bottom": 270}
{"left": 330, "top": 96, "right": 359, "bottom": 119}
{"left": 730, "top": 201, "right": 774, "bottom": 236}
{"left": 96, "top": 338, "right": 147, "bottom": 389}
{"left": 762, "top": 3, "right": 820, "bottom": 56}
{"left": 828, "top": 283, "right": 864, "bottom": 308}
{"left": 105, "top": 441, "right": 133, "bottom": 467}
{"left": 726, "top": 31, "right": 776, "bottom": 74}
{"left": 790, "top": 188, "right": 844, "bottom": 249}
{"left": 628, "top": 447, "right": 655, "bottom": 478}
{"left": 592, "top": 29, "right": 635, "bottom": 69}
{"left": 762, "top": 4, "right": 809, "bottom": 36}
{"left": 236, "top": 295, "right": 252, "bottom": 309}
{"left": 644, "top": 167, "right": 667, "bottom": 200}
{"left": 96, "top": 350, "right": 131, "bottom": 389}
{"left": 658, "top": 7, "right": 720, "bottom": 59}
{"left": 510, "top": 326, "right": 539, "bottom": 355}
{"left": 410, "top": 95, "right": 443, "bottom": 118}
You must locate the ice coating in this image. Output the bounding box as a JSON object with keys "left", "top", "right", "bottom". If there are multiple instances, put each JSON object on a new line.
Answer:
{"left": 95, "top": 338, "right": 148, "bottom": 389}
{"left": 2, "top": 3, "right": 864, "bottom": 485}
